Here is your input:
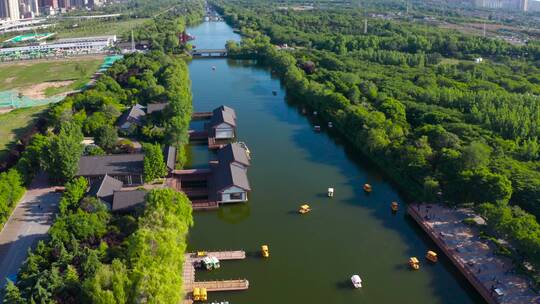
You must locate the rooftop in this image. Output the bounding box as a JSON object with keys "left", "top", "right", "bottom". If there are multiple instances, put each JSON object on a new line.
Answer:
{"left": 77, "top": 154, "right": 144, "bottom": 177}
{"left": 210, "top": 105, "right": 236, "bottom": 128}
{"left": 117, "top": 104, "right": 146, "bottom": 127}
{"left": 212, "top": 162, "right": 251, "bottom": 194}
{"left": 112, "top": 190, "right": 146, "bottom": 212}
{"left": 147, "top": 102, "right": 168, "bottom": 114}
{"left": 88, "top": 174, "right": 123, "bottom": 203}
{"left": 217, "top": 143, "right": 250, "bottom": 167}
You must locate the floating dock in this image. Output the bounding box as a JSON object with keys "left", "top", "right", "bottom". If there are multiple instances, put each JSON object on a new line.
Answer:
{"left": 408, "top": 203, "right": 540, "bottom": 304}
{"left": 183, "top": 250, "right": 249, "bottom": 304}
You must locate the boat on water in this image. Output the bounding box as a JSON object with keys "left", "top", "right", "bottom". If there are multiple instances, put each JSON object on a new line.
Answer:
{"left": 391, "top": 201, "right": 399, "bottom": 212}
{"left": 409, "top": 257, "right": 420, "bottom": 270}
{"left": 212, "top": 65, "right": 216, "bottom": 70}
{"left": 328, "top": 187, "right": 334, "bottom": 197}
{"left": 202, "top": 256, "right": 220, "bottom": 270}
{"left": 299, "top": 204, "right": 311, "bottom": 214}
{"left": 193, "top": 287, "right": 208, "bottom": 301}
{"left": 363, "top": 183, "right": 372, "bottom": 193}
{"left": 351, "top": 275, "right": 362, "bottom": 288}
{"left": 426, "top": 250, "right": 438, "bottom": 262}
{"left": 261, "top": 245, "right": 270, "bottom": 258}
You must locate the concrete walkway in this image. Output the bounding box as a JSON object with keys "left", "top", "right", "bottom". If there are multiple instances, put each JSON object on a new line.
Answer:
{"left": 0, "top": 173, "right": 60, "bottom": 289}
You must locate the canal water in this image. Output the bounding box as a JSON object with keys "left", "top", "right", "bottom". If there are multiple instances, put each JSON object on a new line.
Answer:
{"left": 185, "top": 21, "right": 484, "bottom": 304}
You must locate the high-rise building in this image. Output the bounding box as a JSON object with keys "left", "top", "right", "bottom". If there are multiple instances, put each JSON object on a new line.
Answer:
{"left": 7, "top": 0, "right": 20, "bottom": 20}
{"left": 0, "top": 0, "right": 8, "bottom": 19}
{"left": 474, "top": 0, "right": 528, "bottom": 10}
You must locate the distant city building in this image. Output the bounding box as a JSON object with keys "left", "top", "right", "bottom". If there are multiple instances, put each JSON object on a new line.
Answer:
{"left": 0, "top": 0, "right": 20, "bottom": 20}
{"left": 0, "top": 35, "right": 116, "bottom": 59}
{"left": 474, "top": 0, "right": 529, "bottom": 11}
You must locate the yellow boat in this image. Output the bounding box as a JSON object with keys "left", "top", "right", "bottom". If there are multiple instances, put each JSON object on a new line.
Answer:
{"left": 299, "top": 204, "right": 311, "bottom": 214}
{"left": 193, "top": 288, "right": 201, "bottom": 301}
{"left": 426, "top": 250, "right": 438, "bottom": 263}
{"left": 409, "top": 257, "right": 420, "bottom": 270}
{"left": 196, "top": 251, "right": 207, "bottom": 257}
{"left": 261, "top": 245, "right": 270, "bottom": 258}
{"left": 391, "top": 201, "right": 399, "bottom": 212}
{"left": 200, "top": 288, "right": 207, "bottom": 301}
{"left": 363, "top": 184, "right": 372, "bottom": 193}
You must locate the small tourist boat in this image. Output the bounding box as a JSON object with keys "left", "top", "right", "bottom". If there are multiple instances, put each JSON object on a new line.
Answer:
{"left": 313, "top": 111, "right": 318, "bottom": 115}
{"left": 212, "top": 65, "right": 216, "bottom": 70}
{"left": 328, "top": 122, "right": 333, "bottom": 128}
{"left": 351, "top": 275, "right": 362, "bottom": 288}
{"left": 314, "top": 125, "right": 321, "bottom": 132}
{"left": 363, "top": 183, "right": 372, "bottom": 193}
{"left": 328, "top": 187, "right": 334, "bottom": 197}
{"left": 202, "top": 256, "right": 220, "bottom": 270}
{"left": 409, "top": 257, "right": 420, "bottom": 270}
{"left": 196, "top": 251, "right": 207, "bottom": 257}
{"left": 193, "top": 287, "right": 208, "bottom": 301}
{"left": 261, "top": 245, "right": 270, "bottom": 258}
{"left": 391, "top": 201, "right": 399, "bottom": 212}
{"left": 299, "top": 204, "right": 311, "bottom": 214}
{"left": 426, "top": 250, "right": 438, "bottom": 263}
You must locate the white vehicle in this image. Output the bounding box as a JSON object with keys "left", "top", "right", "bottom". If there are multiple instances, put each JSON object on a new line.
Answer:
{"left": 351, "top": 275, "right": 362, "bottom": 288}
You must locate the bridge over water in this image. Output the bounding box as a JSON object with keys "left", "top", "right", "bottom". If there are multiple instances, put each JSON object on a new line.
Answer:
{"left": 190, "top": 48, "right": 228, "bottom": 58}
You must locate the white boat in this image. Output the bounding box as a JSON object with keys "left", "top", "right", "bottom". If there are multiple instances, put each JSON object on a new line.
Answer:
{"left": 328, "top": 187, "right": 334, "bottom": 197}
{"left": 351, "top": 275, "right": 362, "bottom": 288}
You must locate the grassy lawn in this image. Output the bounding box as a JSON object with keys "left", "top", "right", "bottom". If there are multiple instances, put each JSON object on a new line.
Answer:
{"left": 0, "top": 57, "right": 103, "bottom": 96}
{"left": 0, "top": 105, "right": 47, "bottom": 160}
{"left": 55, "top": 18, "right": 150, "bottom": 39}
{"left": 438, "top": 58, "right": 463, "bottom": 65}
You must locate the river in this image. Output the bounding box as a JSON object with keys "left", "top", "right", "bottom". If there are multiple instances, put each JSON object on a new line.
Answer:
{"left": 185, "top": 21, "right": 484, "bottom": 304}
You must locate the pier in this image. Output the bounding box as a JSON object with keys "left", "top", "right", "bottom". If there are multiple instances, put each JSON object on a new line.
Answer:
{"left": 183, "top": 250, "right": 249, "bottom": 304}
{"left": 408, "top": 204, "right": 540, "bottom": 304}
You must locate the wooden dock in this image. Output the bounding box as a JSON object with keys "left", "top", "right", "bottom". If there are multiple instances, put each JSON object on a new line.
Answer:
{"left": 192, "top": 112, "right": 212, "bottom": 120}
{"left": 183, "top": 250, "right": 248, "bottom": 304}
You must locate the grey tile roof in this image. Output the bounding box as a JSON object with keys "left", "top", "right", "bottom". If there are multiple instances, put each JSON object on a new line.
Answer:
{"left": 212, "top": 162, "right": 251, "bottom": 193}
{"left": 217, "top": 143, "right": 250, "bottom": 167}
{"left": 112, "top": 190, "right": 146, "bottom": 212}
{"left": 77, "top": 154, "right": 144, "bottom": 176}
{"left": 210, "top": 105, "right": 236, "bottom": 128}
{"left": 217, "top": 105, "right": 236, "bottom": 119}
{"left": 88, "top": 175, "right": 123, "bottom": 203}
{"left": 117, "top": 104, "right": 146, "bottom": 127}
{"left": 164, "top": 145, "right": 176, "bottom": 171}
{"left": 146, "top": 102, "right": 168, "bottom": 114}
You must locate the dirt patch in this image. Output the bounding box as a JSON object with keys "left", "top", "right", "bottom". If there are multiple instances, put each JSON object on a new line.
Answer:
{"left": 3, "top": 77, "right": 15, "bottom": 84}
{"left": 0, "top": 108, "right": 13, "bottom": 114}
{"left": 18, "top": 80, "right": 74, "bottom": 99}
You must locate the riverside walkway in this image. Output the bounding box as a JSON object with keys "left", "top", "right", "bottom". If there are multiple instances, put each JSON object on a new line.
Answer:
{"left": 408, "top": 203, "right": 540, "bottom": 304}
{"left": 182, "top": 250, "right": 248, "bottom": 304}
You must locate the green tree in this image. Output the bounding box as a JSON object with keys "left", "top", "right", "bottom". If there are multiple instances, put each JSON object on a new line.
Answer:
{"left": 46, "top": 123, "right": 84, "bottom": 184}
{"left": 3, "top": 280, "right": 24, "bottom": 304}
{"left": 143, "top": 143, "right": 167, "bottom": 182}
{"left": 95, "top": 125, "right": 118, "bottom": 152}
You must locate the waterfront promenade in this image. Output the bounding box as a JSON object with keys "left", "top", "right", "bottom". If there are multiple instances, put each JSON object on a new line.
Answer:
{"left": 408, "top": 203, "right": 540, "bottom": 304}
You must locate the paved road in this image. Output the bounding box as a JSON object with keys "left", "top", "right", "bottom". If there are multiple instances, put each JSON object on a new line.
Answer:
{"left": 0, "top": 173, "right": 60, "bottom": 289}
